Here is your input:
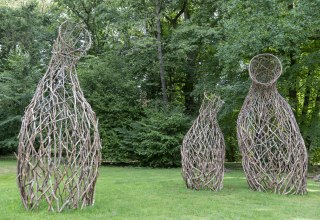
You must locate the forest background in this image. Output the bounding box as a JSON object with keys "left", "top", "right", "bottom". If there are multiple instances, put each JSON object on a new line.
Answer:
{"left": 0, "top": 0, "right": 319, "bottom": 167}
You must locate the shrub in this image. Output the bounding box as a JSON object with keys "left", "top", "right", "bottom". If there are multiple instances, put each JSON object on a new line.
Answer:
{"left": 311, "top": 147, "right": 320, "bottom": 165}
{"left": 121, "top": 104, "right": 191, "bottom": 167}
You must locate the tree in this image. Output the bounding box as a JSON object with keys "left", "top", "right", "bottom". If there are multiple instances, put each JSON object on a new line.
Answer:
{"left": 0, "top": 3, "right": 57, "bottom": 154}
{"left": 55, "top": 0, "right": 108, "bottom": 54}
{"left": 155, "top": 0, "right": 168, "bottom": 105}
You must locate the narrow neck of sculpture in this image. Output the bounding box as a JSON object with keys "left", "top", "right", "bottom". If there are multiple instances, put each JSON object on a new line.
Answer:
{"left": 52, "top": 50, "right": 80, "bottom": 65}
{"left": 201, "top": 94, "right": 224, "bottom": 115}
{"left": 251, "top": 81, "right": 278, "bottom": 95}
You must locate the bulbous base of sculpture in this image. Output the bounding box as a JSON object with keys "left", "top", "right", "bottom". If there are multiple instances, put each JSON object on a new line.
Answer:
{"left": 17, "top": 155, "right": 99, "bottom": 212}
{"left": 241, "top": 157, "right": 307, "bottom": 195}
{"left": 182, "top": 161, "right": 224, "bottom": 191}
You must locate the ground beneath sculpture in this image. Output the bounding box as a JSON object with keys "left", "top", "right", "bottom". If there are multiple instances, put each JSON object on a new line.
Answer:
{"left": 1, "top": 160, "right": 319, "bottom": 219}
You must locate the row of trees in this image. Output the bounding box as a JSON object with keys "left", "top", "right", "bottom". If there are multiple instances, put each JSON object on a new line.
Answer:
{"left": 0, "top": 0, "right": 319, "bottom": 166}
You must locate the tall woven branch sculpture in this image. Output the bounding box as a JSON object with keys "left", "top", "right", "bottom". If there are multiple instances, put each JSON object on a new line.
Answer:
{"left": 17, "top": 21, "right": 101, "bottom": 212}
{"left": 181, "top": 93, "right": 225, "bottom": 191}
{"left": 237, "top": 53, "right": 308, "bottom": 195}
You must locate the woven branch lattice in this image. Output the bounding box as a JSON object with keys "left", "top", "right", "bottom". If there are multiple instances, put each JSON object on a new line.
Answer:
{"left": 181, "top": 93, "right": 225, "bottom": 191}
{"left": 237, "top": 53, "right": 308, "bottom": 195}
{"left": 17, "top": 21, "right": 101, "bottom": 212}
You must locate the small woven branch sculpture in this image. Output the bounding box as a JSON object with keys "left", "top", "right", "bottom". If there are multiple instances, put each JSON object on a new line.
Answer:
{"left": 181, "top": 93, "right": 225, "bottom": 191}
{"left": 237, "top": 53, "right": 308, "bottom": 195}
{"left": 17, "top": 21, "right": 101, "bottom": 212}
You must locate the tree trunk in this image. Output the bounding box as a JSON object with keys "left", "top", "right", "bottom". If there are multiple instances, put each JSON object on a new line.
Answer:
{"left": 288, "top": 52, "right": 298, "bottom": 117}
{"left": 155, "top": 0, "right": 168, "bottom": 105}
{"left": 184, "top": 52, "right": 197, "bottom": 112}
{"left": 183, "top": 3, "right": 196, "bottom": 112}
{"left": 301, "top": 86, "right": 311, "bottom": 124}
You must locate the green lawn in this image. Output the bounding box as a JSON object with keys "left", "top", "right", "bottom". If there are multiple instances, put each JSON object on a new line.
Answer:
{"left": 0, "top": 160, "right": 319, "bottom": 220}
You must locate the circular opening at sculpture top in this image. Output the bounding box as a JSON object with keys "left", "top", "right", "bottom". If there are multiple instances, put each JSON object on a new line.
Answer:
{"left": 58, "top": 21, "right": 92, "bottom": 54}
{"left": 249, "top": 53, "right": 282, "bottom": 85}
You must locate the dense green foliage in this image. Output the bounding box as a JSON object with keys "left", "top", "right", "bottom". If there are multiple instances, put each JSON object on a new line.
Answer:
{"left": 120, "top": 105, "right": 190, "bottom": 167}
{"left": 0, "top": 0, "right": 319, "bottom": 166}
{"left": 0, "top": 160, "right": 320, "bottom": 219}
{"left": 0, "top": 3, "right": 58, "bottom": 154}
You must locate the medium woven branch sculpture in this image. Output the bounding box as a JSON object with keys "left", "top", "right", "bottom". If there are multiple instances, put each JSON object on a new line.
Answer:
{"left": 237, "top": 53, "right": 308, "bottom": 195}
{"left": 17, "top": 21, "right": 101, "bottom": 212}
{"left": 181, "top": 93, "right": 225, "bottom": 191}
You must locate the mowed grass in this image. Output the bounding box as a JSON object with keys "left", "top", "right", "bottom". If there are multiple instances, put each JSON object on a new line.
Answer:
{"left": 0, "top": 160, "right": 319, "bottom": 220}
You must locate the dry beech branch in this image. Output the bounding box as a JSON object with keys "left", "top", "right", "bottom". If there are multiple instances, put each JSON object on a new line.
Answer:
{"left": 181, "top": 93, "right": 225, "bottom": 191}
{"left": 17, "top": 21, "right": 102, "bottom": 212}
{"left": 237, "top": 53, "right": 308, "bottom": 195}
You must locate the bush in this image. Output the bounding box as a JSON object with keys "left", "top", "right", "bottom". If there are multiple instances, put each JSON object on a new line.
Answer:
{"left": 311, "top": 147, "right": 320, "bottom": 165}
{"left": 77, "top": 54, "right": 143, "bottom": 163}
{"left": 120, "top": 104, "right": 191, "bottom": 167}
